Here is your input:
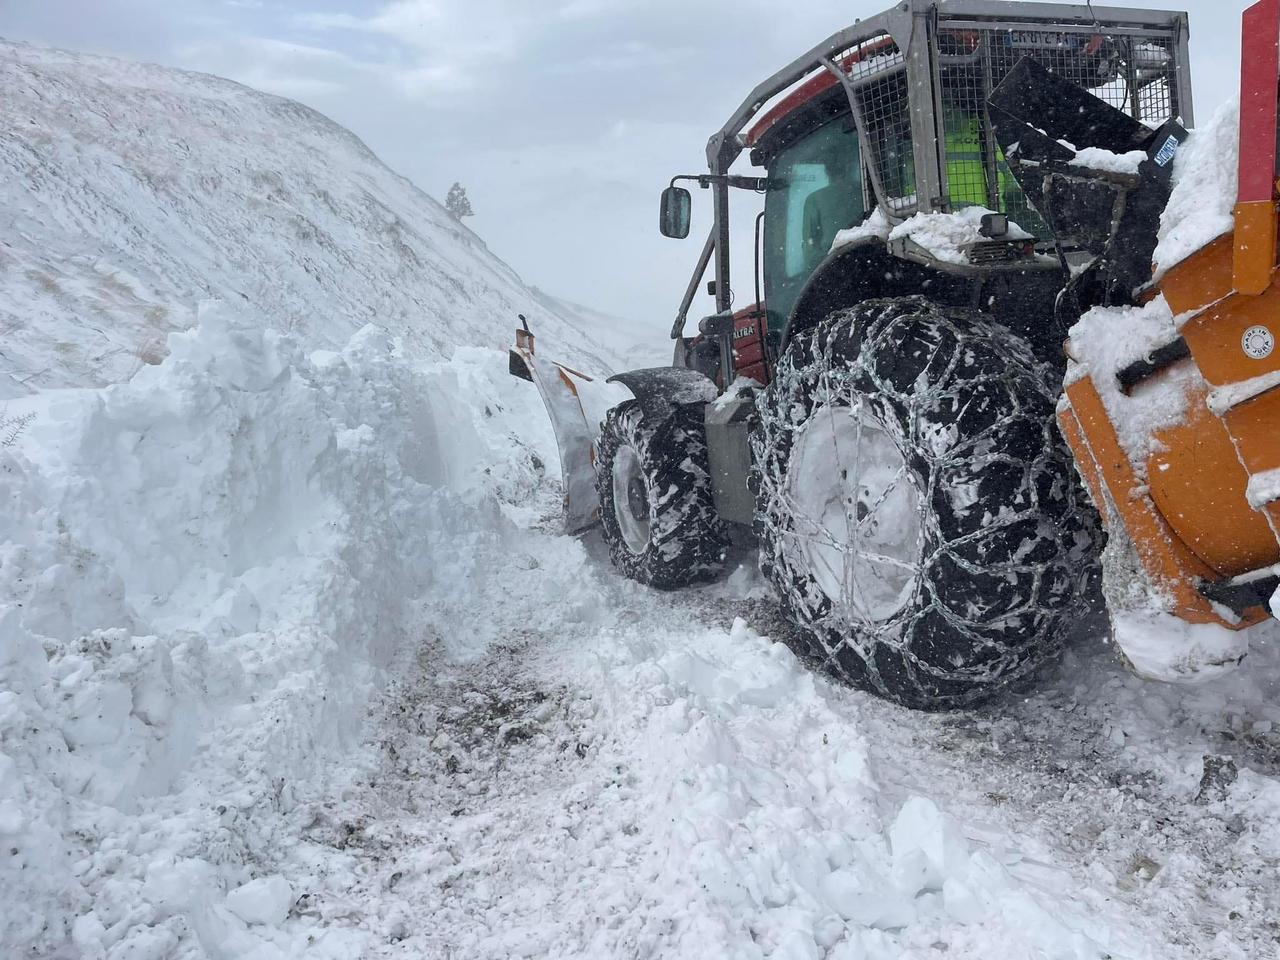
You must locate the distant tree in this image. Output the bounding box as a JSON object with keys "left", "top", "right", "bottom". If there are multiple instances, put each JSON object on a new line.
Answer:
{"left": 0, "top": 408, "right": 35, "bottom": 447}
{"left": 445, "top": 182, "right": 474, "bottom": 220}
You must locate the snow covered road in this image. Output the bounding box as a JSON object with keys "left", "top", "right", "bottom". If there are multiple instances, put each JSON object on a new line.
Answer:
{"left": 3, "top": 306, "right": 1279, "bottom": 960}
{"left": 248, "top": 532, "right": 1280, "bottom": 960}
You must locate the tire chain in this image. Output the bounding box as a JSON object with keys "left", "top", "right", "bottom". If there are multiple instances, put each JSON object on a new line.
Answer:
{"left": 597, "top": 399, "right": 729, "bottom": 589}
{"left": 753, "top": 296, "right": 1104, "bottom": 708}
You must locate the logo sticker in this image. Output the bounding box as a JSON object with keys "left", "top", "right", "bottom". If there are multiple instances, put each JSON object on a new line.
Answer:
{"left": 1153, "top": 135, "right": 1179, "bottom": 167}
{"left": 1242, "top": 325, "right": 1275, "bottom": 360}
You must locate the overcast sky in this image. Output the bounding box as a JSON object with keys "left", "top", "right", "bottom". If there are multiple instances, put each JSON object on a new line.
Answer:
{"left": 0, "top": 0, "right": 1250, "bottom": 340}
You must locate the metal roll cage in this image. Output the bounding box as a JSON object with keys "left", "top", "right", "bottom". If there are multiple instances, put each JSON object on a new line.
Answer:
{"left": 672, "top": 0, "right": 1192, "bottom": 339}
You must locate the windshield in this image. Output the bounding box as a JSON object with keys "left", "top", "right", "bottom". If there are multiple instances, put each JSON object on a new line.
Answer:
{"left": 763, "top": 116, "right": 865, "bottom": 329}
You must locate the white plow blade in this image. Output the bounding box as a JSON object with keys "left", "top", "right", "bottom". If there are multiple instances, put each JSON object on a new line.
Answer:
{"left": 510, "top": 339, "right": 599, "bottom": 533}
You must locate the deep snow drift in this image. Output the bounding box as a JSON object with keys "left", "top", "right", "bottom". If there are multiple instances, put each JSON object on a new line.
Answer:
{"left": 0, "top": 302, "right": 569, "bottom": 953}
{"left": 7, "top": 301, "right": 1280, "bottom": 959}
{"left": 0, "top": 39, "right": 645, "bottom": 400}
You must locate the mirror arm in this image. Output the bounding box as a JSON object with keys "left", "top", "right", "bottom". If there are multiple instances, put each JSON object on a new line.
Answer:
{"left": 670, "top": 173, "right": 771, "bottom": 193}
{"left": 671, "top": 229, "right": 716, "bottom": 340}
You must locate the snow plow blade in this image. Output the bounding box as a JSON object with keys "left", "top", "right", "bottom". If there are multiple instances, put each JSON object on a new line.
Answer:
{"left": 508, "top": 321, "right": 600, "bottom": 534}
{"left": 1045, "top": 0, "right": 1280, "bottom": 675}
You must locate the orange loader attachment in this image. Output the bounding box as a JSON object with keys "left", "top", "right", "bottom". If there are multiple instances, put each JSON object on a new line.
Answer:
{"left": 1059, "top": 0, "right": 1280, "bottom": 638}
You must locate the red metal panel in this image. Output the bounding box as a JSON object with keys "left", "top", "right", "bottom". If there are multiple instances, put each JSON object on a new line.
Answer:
{"left": 1238, "top": 0, "right": 1280, "bottom": 203}
{"left": 731, "top": 305, "right": 771, "bottom": 384}
{"left": 744, "top": 37, "right": 895, "bottom": 148}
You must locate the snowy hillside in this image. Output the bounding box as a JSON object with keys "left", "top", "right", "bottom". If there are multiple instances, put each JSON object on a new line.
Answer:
{"left": 0, "top": 39, "right": 625, "bottom": 399}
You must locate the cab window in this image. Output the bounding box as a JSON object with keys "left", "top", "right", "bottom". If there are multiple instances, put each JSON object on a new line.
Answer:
{"left": 763, "top": 116, "right": 865, "bottom": 328}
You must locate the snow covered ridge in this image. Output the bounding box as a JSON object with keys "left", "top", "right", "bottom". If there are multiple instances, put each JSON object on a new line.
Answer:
{"left": 0, "top": 39, "right": 625, "bottom": 400}
{"left": 0, "top": 302, "right": 560, "bottom": 954}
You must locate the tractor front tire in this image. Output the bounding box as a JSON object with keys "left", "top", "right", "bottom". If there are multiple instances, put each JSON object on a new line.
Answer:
{"left": 753, "top": 296, "right": 1102, "bottom": 709}
{"left": 597, "top": 400, "right": 729, "bottom": 589}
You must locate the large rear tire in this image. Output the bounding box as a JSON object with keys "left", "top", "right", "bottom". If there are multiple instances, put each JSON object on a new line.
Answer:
{"left": 597, "top": 400, "right": 729, "bottom": 588}
{"left": 753, "top": 296, "right": 1102, "bottom": 709}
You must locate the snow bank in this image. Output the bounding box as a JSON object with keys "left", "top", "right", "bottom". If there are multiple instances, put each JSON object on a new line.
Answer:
{"left": 0, "top": 302, "right": 558, "bottom": 955}
{"left": 1154, "top": 97, "right": 1240, "bottom": 278}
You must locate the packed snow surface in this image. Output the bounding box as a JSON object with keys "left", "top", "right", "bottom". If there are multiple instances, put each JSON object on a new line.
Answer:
{"left": 1154, "top": 97, "right": 1240, "bottom": 279}
{"left": 5, "top": 39, "right": 1280, "bottom": 960}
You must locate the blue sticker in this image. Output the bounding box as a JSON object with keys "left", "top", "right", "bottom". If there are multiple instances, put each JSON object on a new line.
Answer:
{"left": 1154, "top": 135, "right": 1180, "bottom": 167}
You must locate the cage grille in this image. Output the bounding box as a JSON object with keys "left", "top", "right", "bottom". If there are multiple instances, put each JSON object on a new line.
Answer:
{"left": 933, "top": 25, "right": 1180, "bottom": 233}
{"left": 857, "top": 71, "right": 917, "bottom": 216}
{"left": 842, "top": 35, "right": 916, "bottom": 216}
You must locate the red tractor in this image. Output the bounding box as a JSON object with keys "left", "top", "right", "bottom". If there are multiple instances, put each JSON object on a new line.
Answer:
{"left": 513, "top": 0, "right": 1280, "bottom": 709}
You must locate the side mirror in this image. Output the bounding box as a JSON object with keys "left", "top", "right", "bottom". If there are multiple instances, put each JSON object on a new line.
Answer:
{"left": 659, "top": 186, "right": 692, "bottom": 238}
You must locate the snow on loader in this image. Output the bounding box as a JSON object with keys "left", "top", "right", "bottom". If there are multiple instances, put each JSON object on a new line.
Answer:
{"left": 512, "top": 0, "right": 1280, "bottom": 709}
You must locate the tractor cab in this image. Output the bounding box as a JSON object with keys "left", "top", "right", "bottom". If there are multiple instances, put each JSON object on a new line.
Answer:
{"left": 660, "top": 0, "right": 1190, "bottom": 385}
{"left": 516, "top": 0, "right": 1280, "bottom": 708}
{"left": 757, "top": 108, "right": 865, "bottom": 333}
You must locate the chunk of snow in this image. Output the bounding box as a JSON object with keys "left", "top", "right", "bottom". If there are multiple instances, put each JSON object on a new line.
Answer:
{"left": 225, "top": 875, "right": 294, "bottom": 926}
{"left": 710, "top": 374, "right": 761, "bottom": 409}
{"left": 890, "top": 208, "right": 1032, "bottom": 263}
{"left": 830, "top": 207, "right": 893, "bottom": 253}
{"left": 832, "top": 206, "right": 1033, "bottom": 263}
{"left": 1066, "top": 295, "right": 1198, "bottom": 471}
{"left": 1069, "top": 146, "right": 1147, "bottom": 175}
{"left": 1154, "top": 97, "right": 1240, "bottom": 278}
{"left": 1112, "top": 609, "right": 1249, "bottom": 682}
{"left": 888, "top": 796, "right": 970, "bottom": 894}
{"left": 1247, "top": 467, "right": 1280, "bottom": 510}
{"left": 1206, "top": 368, "right": 1280, "bottom": 415}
